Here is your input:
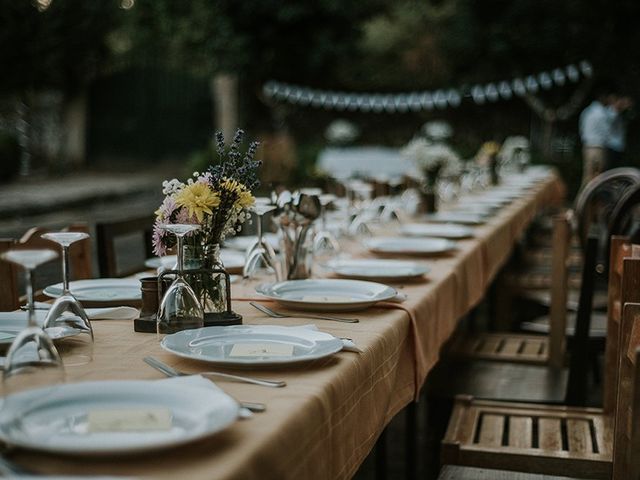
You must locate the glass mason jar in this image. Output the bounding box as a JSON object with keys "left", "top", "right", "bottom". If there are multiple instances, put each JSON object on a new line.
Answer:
{"left": 182, "top": 243, "right": 227, "bottom": 315}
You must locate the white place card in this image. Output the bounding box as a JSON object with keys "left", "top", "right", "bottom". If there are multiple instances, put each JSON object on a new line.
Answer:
{"left": 301, "top": 295, "right": 354, "bottom": 303}
{"left": 88, "top": 408, "right": 172, "bottom": 432}
{"left": 229, "top": 343, "right": 294, "bottom": 357}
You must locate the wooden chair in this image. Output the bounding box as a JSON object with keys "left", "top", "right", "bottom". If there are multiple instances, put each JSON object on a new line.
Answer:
{"left": 438, "top": 464, "right": 588, "bottom": 479}
{"left": 447, "top": 213, "right": 571, "bottom": 367}
{"left": 0, "top": 224, "right": 93, "bottom": 311}
{"left": 507, "top": 168, "right": 640, "bottom": 314}
{"left": 521, "top": 178, "right": 640, "bottom": 344}
{"left": 96, "top": 215, "right": 155, "bottom": 278}
{"left": 440, "top": 252, "right": 640, "bottom": 479}
{"left": 428, "top": 233, "right": 600, "bottom": 405}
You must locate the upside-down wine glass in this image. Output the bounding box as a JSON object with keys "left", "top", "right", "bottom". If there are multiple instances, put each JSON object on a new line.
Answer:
{"left": 40, "top": 232, "right": 94, "bottom": 366}
{"left": 313, "top": 194, "right": 341, "bottom": 268}
{"left": 0, "top": 249, "right": 65, "bottom": 434}
{"left": 243, "top": 199, "right": 280, "bottom": 282}
{"left": 157, "top": 224, "right": 204, "bottom": 335}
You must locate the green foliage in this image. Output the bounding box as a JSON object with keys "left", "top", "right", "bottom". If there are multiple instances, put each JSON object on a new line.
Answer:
{"left": 113, "top": 0, "right": 387, "bottom": 84}
{"left": 0, "top": 0, "right": 121, "bottom": 95}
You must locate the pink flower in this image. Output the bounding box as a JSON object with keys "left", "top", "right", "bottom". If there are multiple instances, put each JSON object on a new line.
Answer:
{"left": 152, "top": 221, "right": 167, "bottom": 257}
{"left": 155, "top": 196, "right": 178, "bottom": 223}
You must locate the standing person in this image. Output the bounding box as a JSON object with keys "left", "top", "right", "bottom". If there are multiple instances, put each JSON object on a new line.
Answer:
{"left": 606, "top": 94, "right": 635, "bottom": 169}
{"left": 579, "top": 83, "right": 613, "bottom": 186}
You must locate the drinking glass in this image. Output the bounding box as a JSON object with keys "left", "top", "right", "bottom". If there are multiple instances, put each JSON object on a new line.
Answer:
{"left": 40, "top": 232, "right": 94, "bottom": 366}
{"left": 157, "top": 224, "right": 204, "bottom": 335}
{"left": 243, "top": 200, "right": 280, "bottom": 282}
{"left": 313, "top": 194, "right": 341, "bottom": 267}
{"left": 0, "top": 249, "right": 65, "bottom": 431}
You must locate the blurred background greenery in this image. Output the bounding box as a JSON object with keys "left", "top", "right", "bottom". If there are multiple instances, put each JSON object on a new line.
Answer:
{"left": 1, "top": 0, "right": 639, "bottom": 198}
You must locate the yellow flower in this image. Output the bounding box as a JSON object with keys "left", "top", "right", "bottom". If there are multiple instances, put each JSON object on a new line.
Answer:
{"left": 481, "top": 141, "right": 501, "bottom": 156}
{"left": 175, "top": 182, "right": 220, "bottom": 223}
{"left": 236, "top": 190, "right": 255, "bottom": 209}
{"left": 220, "top": 178, "right": 255, "bottom": 209}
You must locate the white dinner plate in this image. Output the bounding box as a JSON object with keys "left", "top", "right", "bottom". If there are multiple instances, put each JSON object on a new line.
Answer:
{"left": 43, "top": 279, "right": 141, "bottom": 302}
{"left": 324, "top": 259, "right": 429, "bottom": 281}
{"left": 449, "top": 204, "right": 496, "bottom": 216}
{"left": 161, "top": 325, "right": 345, "bottom": 366}
{"left": 255, "top": 279, "right": 397, "bottom": 312}
{"left": 0, "top": 311, "right": 83, "bottom": 346}
{"left": 423, "top": 212, "right": 487, "bottom": 225}
{"left": 223, "top": 233, "right": 280, "bottom": 253}
{"left": 366, "top": 237, "right": 457, "bottom": 256}
{"left": 144, "top": 249, "right": 245, "bottom": 271}
{"left": 0, "top": 379, "right": 238, "bottom": 455}
{"left": 400, "top": 223, "right": 474, "bottom": 239}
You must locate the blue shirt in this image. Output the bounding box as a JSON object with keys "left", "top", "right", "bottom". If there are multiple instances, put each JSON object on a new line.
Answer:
{"left": 579, "top": 101, "right": 610, "bottom": 148}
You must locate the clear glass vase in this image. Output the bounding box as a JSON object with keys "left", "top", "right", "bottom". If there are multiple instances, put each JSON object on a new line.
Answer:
{"left": 182, "top": 243, "right": 227, "bottom": 315}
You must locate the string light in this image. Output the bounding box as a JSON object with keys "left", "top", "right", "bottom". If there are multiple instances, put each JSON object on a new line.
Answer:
{"left": 262, "top": 61, "right": 593, "bottom": 112}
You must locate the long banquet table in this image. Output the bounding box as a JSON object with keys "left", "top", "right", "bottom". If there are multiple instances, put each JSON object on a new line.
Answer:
{"left": 12, "top": 169, "right": 565, "bottom": 479}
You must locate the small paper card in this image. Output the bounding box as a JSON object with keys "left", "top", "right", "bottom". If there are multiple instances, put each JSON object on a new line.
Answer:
{"left": 301, "top": 295, "right": 353, "bottom": 303}
{"left": 229, "top": 343, "right": 294, "bottom": 357}
{"left": 88, "top": 408, "right": 172, "bottom": 433}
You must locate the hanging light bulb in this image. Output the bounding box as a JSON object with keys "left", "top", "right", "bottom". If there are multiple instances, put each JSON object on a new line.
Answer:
{"left": 33, "top": 0, "right": 52, "bottom": 12}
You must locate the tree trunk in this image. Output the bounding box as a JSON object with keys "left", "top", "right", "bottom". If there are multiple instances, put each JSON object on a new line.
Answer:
{"left": 211, "top": 73, "right": 238, "bottom": 142}
{"left": 64, "top": 92, "right": 87, "bottom": 167}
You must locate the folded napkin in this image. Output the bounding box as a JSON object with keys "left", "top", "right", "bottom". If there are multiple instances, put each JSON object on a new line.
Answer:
{"left": 159, "top": 375, "right": 252, "bottom": 419}
{"left": 35, "top": 302, "right": 139, "bottom": 320}
{"left": 297, "top": 324, "right": 362, "bottom": 353}
{"left": 0, "top": 304, "right": 139, "bottom": 325}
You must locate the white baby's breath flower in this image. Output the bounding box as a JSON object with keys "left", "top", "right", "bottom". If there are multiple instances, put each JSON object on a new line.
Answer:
{"left": 402, "top": 138, "right": 460, "bottom": 172}
{"left": 162, "top": 179, "right": 184, "bottom": 196}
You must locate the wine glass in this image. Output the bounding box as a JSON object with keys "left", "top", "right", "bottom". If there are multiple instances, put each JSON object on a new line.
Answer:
{"left": 0, "top": 249, "right": 65, "bottom": 433}
{"left": 40, "top": 232, "right": 94, "bottom": 366}
{"left": 157, "top": 224, "right": 204, "bottom": 335}
{"left": 243, "top": 200, "right": 280, "bottom": 282}
{"left": 313, "top": 194, "right": 341, "bottom": 269}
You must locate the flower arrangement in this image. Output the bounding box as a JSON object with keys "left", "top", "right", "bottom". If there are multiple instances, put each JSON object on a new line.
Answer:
{"left": 422, "top": 120, "right": 453, "bottom": 142}
{"left": 401, "top": 137, "right": 462, "bottom": 177}
{"left": 152, "top": 129, "right": 261, "bottom": 257}
{"left": 325, "top": 119, "right": 359, "bottom": 145}
{"left": 499, "top": 136, "right": 530, "bottom": 167}
{"left": 474, "top": 141, "right": 500, "bottom": 165}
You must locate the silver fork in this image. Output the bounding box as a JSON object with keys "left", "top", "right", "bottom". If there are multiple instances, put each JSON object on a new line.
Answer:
{"left": 143, "top": 356, "right": 285, "bottom": 389}
{"left": 250, "top": 302, "right": 359, "bottom": 323}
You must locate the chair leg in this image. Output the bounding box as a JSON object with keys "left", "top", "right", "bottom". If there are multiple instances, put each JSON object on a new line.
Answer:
{"left": 375, "top": 428, "right": 387, "bottom": 480}
{"left": 405, "top": 402, "right": 417, "bottom": 480}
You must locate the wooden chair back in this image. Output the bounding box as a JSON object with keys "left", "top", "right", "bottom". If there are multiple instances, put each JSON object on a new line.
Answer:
{"left": 96, "top": 216, "right": 154, "bottom": 278}
{"left": 573, "top": 168, "right": 640, "bottom": 250}
{"left": 0, "top": 224, "right": 93, "bottom": 311}
{"left": 608, "top": 182, "right": 640, "bottom": 254}
{"left": 612, "top": 275, "right": 640, "bottom": 480}
{"left": 603, "top": 236, "right": 633, "bottom": 413}
{"left": 548, "top": 212, "right": 571, "bottom": 367}
{"left": 564, "top": 233, "right": 598, "bottom": 405}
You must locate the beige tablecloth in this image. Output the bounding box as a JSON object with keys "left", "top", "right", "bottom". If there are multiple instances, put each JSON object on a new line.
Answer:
{"left": 11, "top": 170, "right": 564, "bottom": 480}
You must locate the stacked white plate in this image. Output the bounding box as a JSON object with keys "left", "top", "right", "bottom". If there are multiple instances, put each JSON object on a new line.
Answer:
{"left": 324, "top": 258, "right": 429, "bottom": 281}
{"left": 0, "top": 379, "right": 239, "bottom": 455}
{"left": 423, "top": 212, "right": 486, "bottom": 225}
{"left": 162, "top": 325, "right": 345, "bottom": 366}
{"left": 255, "top": 278, "right": 397, "bottom": 312}
{"left": 366, "top": 237, "right": 457, "bottom": 256}
{"left": 400, "top": 223, "right": 474, "bottom": 239}
{"left": 43, "top": 278, "right": 141, "bottom": 303}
